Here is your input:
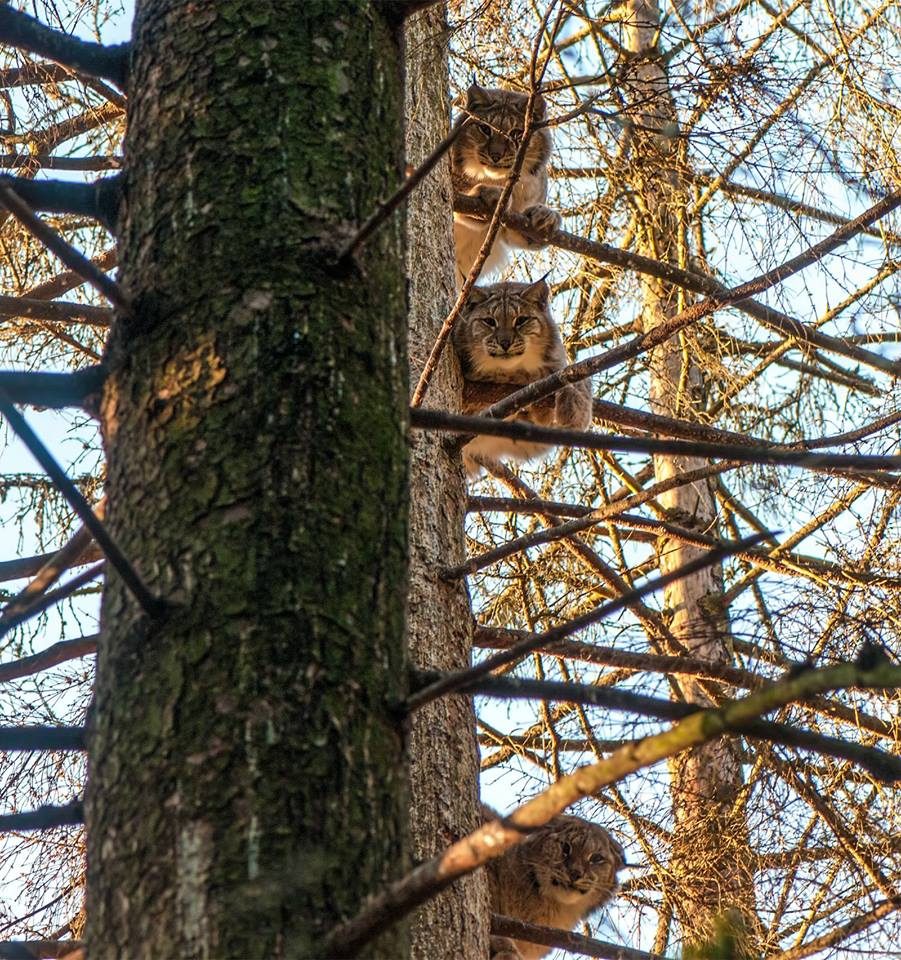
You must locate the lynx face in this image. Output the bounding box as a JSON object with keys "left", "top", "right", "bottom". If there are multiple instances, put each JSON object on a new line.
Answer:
{"left": 454, "top": 84, "right": 551, "bottom": 181}
{"left": 453, "top": 279, "right": 558, "bottom": 382}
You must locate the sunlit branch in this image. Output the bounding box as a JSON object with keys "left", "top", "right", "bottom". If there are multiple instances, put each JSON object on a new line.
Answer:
{"left": 409, "top": 533, "right": 767, "bottom": 709}
{"left": 411, "top": 409, "right": 901, "bottom": 473}
{"left": 325, "top": 659, "right": 901, "bottom": 957}
{"left": 0, "top": 511, "right": 102, "bottom": 630}
{"left": 0, "top": 6, "right": 128, "bottom": 87}
{"left": 0, "top": 295, "right": 112, "bottom": 327}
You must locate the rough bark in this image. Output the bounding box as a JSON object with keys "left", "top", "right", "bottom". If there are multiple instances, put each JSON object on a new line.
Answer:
{"left": 623, "top": 1, "right": 759, "bottom": 952}
{"left": 87, "top": 3, "right": 409, "bottom": 957}
{"left": 404, "top": 6, "right": 490, "bottom": 959}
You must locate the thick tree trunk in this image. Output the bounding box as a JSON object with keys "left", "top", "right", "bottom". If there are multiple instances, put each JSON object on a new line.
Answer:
{"left": 404, "top": 7, "right": 490, "bottom": 959}
{"left": 87, "top": 3, "right": 410, "bottom": 957}
{"left": 623, "top": 1, "right": 759, "bottom": 952}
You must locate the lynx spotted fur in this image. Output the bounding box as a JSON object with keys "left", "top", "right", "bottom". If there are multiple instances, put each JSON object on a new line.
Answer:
{"left": 453, "top": 279, "right": 592, "bottom": 476}
{"left": 482, "top": 804, "right": 626, "bottom": 960}
{"left": 452, "top": 84, "right": 561, "bottom": 286}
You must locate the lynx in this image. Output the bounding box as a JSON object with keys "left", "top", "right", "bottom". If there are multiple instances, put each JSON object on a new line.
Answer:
{"left": 453, "top": 279, "right": 592, "bottom": 476}
{"left": 483, "top": 804, "right": 626, "bottom": 960}
{"left": 452, "top": 84, "right": 561, "bottom": 285}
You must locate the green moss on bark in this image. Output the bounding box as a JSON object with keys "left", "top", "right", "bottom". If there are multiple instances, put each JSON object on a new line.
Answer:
{"left": 87, "top": 2, "right": 409, "bottom": 957}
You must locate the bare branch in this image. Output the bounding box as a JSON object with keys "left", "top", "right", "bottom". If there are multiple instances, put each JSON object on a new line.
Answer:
{"left": 0, "top": 7, "right": 128, "bottom": 87}
{"left": 0, "top": 184, "right": 130, "bottom": 313}
{"left": 492, "top": 914, "right": 671, "bottom": 960}
{"left": 410, "top": 409, "right": 901, "bottom": 474}
{"left": 324, "top": 660, "right": 901, "bottom": 956}
{"left": 408, "top": 533, "right": 768, "bottom": 710}
{"left": 0, "top": 802, "right": 83, "bottom": 833}
{"left": 0, "top": 295, "right": 112, "bottom": 327}
{"left": 0, "top": 727, "right": 85, "bottom": 751}
{"left": 0, "top": 367, "right": 105, "bottom": 410}
{"left": 0, "top": 636, "right": 98, "bottom": 685}
{"left": 0, "top": 175, "right": 121, "bottom": 229}
{"left": 0, "top": 391, "right": 164, "bottom": 619}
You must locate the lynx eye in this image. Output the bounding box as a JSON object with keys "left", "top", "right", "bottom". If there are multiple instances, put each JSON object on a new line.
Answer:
{"left": 477, "top": 122, "right": 492, "bottom": 137}
{"left": 509, "top": 127, "right": 524, "bottom": 141}
{"left": 477, "top": 316, "right": 497, "bottom": 328}
{"left": 561, "top": 841, "right": 573, "bottom": 858}
{"left": 589, "top": 852, "right": 607, "bottom": 864}
{"left": 514, "top": 315, "right": 532, "bottom": 327}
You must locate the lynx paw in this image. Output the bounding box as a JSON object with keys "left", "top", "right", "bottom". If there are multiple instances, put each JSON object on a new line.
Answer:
{"left": 477, "top": 185, "right": 504, "bottom": 208}
{"left": 555, "top": 384, "right": 592, "bottom": 430}
{"left": 490, "top": 935, "right": 523, "bottom": 960}
{"left": 521, "top": 203, "right": 561, "bottom": 244}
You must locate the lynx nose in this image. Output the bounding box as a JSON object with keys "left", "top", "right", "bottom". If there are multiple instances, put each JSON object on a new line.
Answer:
{"left": 488, "top": 136, "right": 507, "bottom": 163}
{"left": 496, "top": 332, "right": 513, "bottom": 351}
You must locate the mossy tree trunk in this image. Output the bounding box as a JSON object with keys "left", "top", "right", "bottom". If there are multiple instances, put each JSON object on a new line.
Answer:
{"left": 623, "top": 0, "right": 759, "bottom": 952}
{"left": 403, "top": 7, "right": 490, "bottom": 959}
{"left": 86, "top": 2, "right": 410, "bottom": 957}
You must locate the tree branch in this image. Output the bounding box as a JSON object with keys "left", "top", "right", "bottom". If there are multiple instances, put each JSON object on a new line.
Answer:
{"left": 428, "top": 672, "right": 901, "bottom": 780}
{"left": 0, "top": 391, "right": 164, "bottom": 619}
{"left": 0, "top": 175, "right": 122, "bottom": 230}
{"left": 408, "top": 533, "right": 768, "bottom": 710}
{"left": 0, "top": 367, "right": 106, "bottom": 410}
{"left": 0, "top": 183, "right": 129, "bottom": 313}
{"left": 0, "top": 7, "right": 128, "bottom": 87}
{"left": 0, "top": 941, "right": 84, "bottom": 959}
{"left": 0, "top": 727, "right": 84, "bottom": 751}
{"left": 0, "top": 802, "right": 83, "bottom": 832}
{"left": 0, "top": 636, "right": 98, "bottom": 685}
{"left": 0, "top": 561, "right": 104, "bottom": 641}
{"left": 324, "top": 660, "right": 901, "bottom": 956}
{"left": 0, "top": 295, "right": 112, "bottom": 327}
{"left": 491, "top": 915, "right": 671, "bottom": 960}
{"left": 410, "top": 409, "right": 901, "bottom": 474}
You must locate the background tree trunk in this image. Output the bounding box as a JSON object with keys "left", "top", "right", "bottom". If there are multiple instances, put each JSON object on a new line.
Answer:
{"left": 86, "top": 2, "right": 410, "bottom": 957}
{"left": 403, "top": 7, "right": 491, "bottom": 959}
{"left": 623, "top": 0, "right": 759, "bottom": 951}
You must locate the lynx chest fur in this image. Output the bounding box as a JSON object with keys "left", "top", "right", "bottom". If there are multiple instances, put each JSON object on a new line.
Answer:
{"left": 451, "top": 84, "right": 561, "bottom": 285}
{"left": 482, "top": 804, "right": 626, "bottom": 960}
{"left": 453, "top": 279, "right": 592, "bottom": 476}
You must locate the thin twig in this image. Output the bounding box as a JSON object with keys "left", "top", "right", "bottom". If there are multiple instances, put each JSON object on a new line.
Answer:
{"left": 337, "top": 121, "right": 468, "bottom": 264}
{"left": 0, "top": 561, "right": 104, "bottom": 641}
{"left": 0, "top": 508, "right": 102, "bottom": 629}
{"left": 429, "top": 672, "right": 901, "bottom": 779}
{"left": 0, "top": 183, "right": 130, "bottom": 314}
{"left": 491, "top": 914, "right": 671, "bottom": 960}
{"left": 407, "top": 532, "right": 768, "bottom": 710}
{"left": 0, "top": 390, "right": 164, "bottom": 618}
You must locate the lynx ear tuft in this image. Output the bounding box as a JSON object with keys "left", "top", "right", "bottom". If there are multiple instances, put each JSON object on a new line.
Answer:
{"left": 465, "top": 83, "right": 493, "bottom": 109}
{"left": 522, "top": 275, "right": 551, "bottom": 307}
